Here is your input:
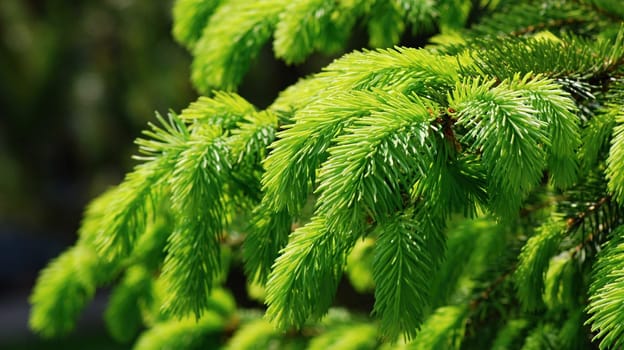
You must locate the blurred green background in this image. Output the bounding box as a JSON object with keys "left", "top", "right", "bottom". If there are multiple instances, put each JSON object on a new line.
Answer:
{"left": 0, "top": 0, "right": 195, "bottom": 236}
{"left": 0, "top": 0, "right": 195, "bottom": 348}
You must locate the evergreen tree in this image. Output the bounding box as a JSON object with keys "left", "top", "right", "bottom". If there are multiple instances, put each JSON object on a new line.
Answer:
{"left": 30, "top": 0, "right": 624, "bottom": 348}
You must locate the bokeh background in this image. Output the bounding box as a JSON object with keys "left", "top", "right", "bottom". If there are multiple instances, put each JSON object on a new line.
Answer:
{"left": 0, "top": 1, "right": 344, "bottom": 348}
{"left": 0, "top": 0, "right": 199, "bottom": 348}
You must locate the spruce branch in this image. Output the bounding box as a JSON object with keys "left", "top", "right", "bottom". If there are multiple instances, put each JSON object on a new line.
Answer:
{"left": 29, "top": 1, "right": 624, "bottom": 348}
{"left": 372, "top": 208, "right": 446, "bottom": 340}
{"left": 263, "top": 48, "right": 459, "bottom": 216}
{"left": 265, "top": 217, "right": 349, "bottom": 329}
{"left": 586, "top": 225, "right": 624, "bottom": 349}
{"left": 223, "top": 318, "right": 279, "bottom": 350}
{"left": 607, "top": 111, "right": 624, "bottom": 203}
{"left": 273, "top": 0, "right": 357, "bottom": 64}
{"left": 506, "top": 74, "right": 581, "bottom": 188}
{"left": 243, "top": 208, "right": 292, "bottom": 284}
{"left": 450, "top": 77, "right": 550, "bottom": 218}
{"left": 172, "top": 0, "right": 221, "bottom": 49}
{"left": 366, "top": 0, "right": 405, "bottom": 47}
{"left": 105, "top": 266, "right": 153, "bottom": 343}
{"left": 469, "top": 1, "right": 601, "bottom": 38}
{"left": 407, "top": 305, "right": 468, "bottom": 350}
{"left": 160, "top": 125, "right": 230, "bottom": 318}
{"left": 133, "top": 312, "right": 225, "bottom": 350}
{"left": 315, "top": 90, "right": 435, "bottom": 230}
{"left": 307, "top": 322, "right": 378, "bottom": 350}
{"left": 514, "top": 218, "right": 565, "bottom": 311}
{"left": 192, "top": 0, "right": 286, "bottom": 93}
{"left": 29, "top": 245, "right": 108, "bottom": 337}
{"left": 93, "top": 113, "right": 187, "bottom": 262}
{"left": 580, "top": 109, "right": 617, "bottom": 171}
{"left": 179, "top": 92, "right": 257, "bottom": 130}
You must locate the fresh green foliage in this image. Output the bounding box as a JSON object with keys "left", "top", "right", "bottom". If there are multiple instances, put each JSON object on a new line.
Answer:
{"left": 265, "top": 217, "right": 348, "bottom": 329}
{"left": 607, "top": 109, "right": 624, "bottom": 203}
{"left": 172, "top": 0, "right": 221, "bottom": 49}
{"left": 30, "top": 0, "right": 624, "bottom": 349}
{"left": 408, "top": 305, "right": 468, "bottom": 350}
{"left": 451, "top": 77, "right": 551, "bottom": 217}
{"left": 133, "top": 312, "right": 224, "bottom": 350}
{"left": 273, "top": 0, "right": 356, "bottom": 64}
{"left": 521, "top": 323, "right": 560, "bottom": 350}
{"left": 310, "top": 309, "right": 379, "bottom": 349}
{"left": 514, "top": 217, "right": 565, "bottom": 311}
{"left": 105, "top": 267, "right": 154, "bottom": 342}
{"left": 224, "top": 318, "right": 279, "bottom": 350}
{"left": 307, "top": 322, "right": 377, "bottom": 350}
{"left": 581, "top": 109, "right": 617, "bottom": 171}
{"left": 372, "top": 209, "right": 445, "bottom": 340}
{"left": 490, "top": 319, "right": 529, "bottom": 350}
{"left": 587, "top": 226, "right": 624, "bottom": 349}
{"left": 29, "top": 245, "right": 106, "bottom": 337}
{"left": 243, "top": 208, "right": 292, "bottom": 284}
{"left": 191, "top": 0, "right": 286, "bottom": 92}
{"left": 159, "top": 124, "right": 230, "bottom": 318}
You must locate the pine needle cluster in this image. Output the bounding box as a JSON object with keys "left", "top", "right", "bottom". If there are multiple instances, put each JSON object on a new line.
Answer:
{"left": 31, "top": 0, "right": 624, "bottom": 348}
